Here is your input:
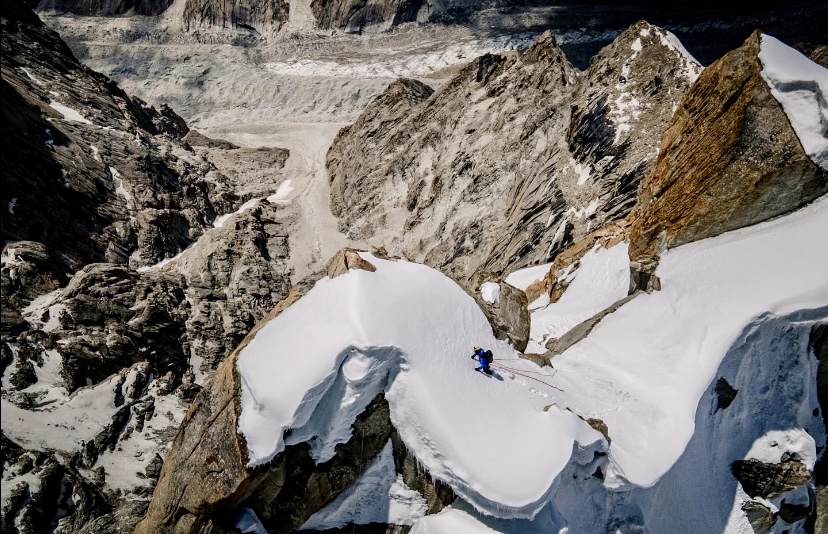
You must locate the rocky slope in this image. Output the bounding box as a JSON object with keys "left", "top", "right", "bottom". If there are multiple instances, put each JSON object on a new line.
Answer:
{"left": 1, "top": 3, "right": 299, "bottom": 531}
{"left": 327, "top": 21, "right": 700, "bottom": 283}
{"left": 1, "top": 0, "right": 230, "bottom": 277}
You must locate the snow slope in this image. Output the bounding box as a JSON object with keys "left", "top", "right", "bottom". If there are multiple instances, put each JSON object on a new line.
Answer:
{"left": 548, "top": 194, "right": 828, "bottom": 488}
{"left": 237, "top": 252, "right": 603, "bottom": 518}
{"left": 528, "top": 243, "right": 630, "bottom": 345}
{"left": 759, "top": 34, "right": 828, "bottom": 170}
{"left": 237, "top": 194, "right": 827, "bottom": 521}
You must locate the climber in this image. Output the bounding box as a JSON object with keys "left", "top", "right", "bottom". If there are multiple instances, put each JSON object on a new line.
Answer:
{"left": 471, "top": 346, "right": 494, "bottom": 374}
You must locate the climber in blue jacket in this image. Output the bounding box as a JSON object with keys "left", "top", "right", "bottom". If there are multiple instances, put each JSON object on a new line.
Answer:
{"left": 471, "top": 346, "right": 493, "bottom": 374}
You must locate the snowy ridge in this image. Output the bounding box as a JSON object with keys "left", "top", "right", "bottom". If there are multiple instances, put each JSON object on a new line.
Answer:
{"left": 549, "top": 194, "right": 828, "bottom": 488}
{"left": 237, "top": 193, "right": 827, "bottom": 519}
{"left": 236, "top": 253, "right": 603, "bottom": 518}
{"left": 758, "top": 34, "right": 828, "bottom": 170}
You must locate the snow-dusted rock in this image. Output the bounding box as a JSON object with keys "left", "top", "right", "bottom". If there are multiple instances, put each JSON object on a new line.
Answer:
{"left": 328, "top": 24, "right": 699, "bottom": 281}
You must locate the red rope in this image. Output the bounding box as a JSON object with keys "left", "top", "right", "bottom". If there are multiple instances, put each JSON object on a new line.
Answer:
{"left": 490, "top": 362, "right": 564, "bottom": 392}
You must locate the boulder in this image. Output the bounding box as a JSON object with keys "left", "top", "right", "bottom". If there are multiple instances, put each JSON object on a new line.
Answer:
{"left": 627, "top": 31, "right": 828, "bottom": 269}
{"left": 731, "top": 457, "right": 812, "bottom": 499}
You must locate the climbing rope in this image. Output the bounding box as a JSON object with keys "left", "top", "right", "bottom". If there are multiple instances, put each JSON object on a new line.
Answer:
{"left": 490, "top": 361, "right": 564, "bottom": 392}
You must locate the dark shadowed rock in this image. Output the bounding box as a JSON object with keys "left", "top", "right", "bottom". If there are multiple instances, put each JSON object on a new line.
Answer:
{"left": 311, "top": 0, "right": 425, "bottom": 32}
{"left": 742, "top": 500, "right": 776, "bottom": 534}
{"left": 2, "top": 0, "right": 231, "bottom": 273}
{"left": 732, "top": 457, "right": 812, "bottom": 499}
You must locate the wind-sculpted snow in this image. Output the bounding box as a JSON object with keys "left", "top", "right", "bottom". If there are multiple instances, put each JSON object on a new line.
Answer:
{"left": 237, "top": 253, "right": 603, "bottom": 518}
{"left": 759, "top": 34, "right": 828, "bottom": 170}
{"left": 547, "top": 195, "right": 828, "bottom": 489}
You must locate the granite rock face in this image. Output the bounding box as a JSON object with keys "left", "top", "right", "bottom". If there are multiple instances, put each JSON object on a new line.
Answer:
{"left": 627, "top": 31, "right": 828, "bottom": 269}
{"left": 180, "top": 0, "right": 289, "bottom": 34}
{"left": 327, "top": 23, "right": 699, "bottom": 284}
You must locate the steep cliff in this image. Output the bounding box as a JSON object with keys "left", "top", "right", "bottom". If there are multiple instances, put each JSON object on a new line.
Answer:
{"left": 327, "top": 22, "right": 699, "bottom": 282}
{"left": 627, "top": 31, "right": 827, "bottom": 288}
{"left": 179, "top": 0, "right": 289, "bottom": 34}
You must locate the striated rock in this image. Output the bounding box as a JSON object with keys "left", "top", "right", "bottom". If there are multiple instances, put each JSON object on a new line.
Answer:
{"left": 311, "top": 0, "right": 426, "bottom": 32}
{"left": 731, "top": 457, "right": 812, "bottom": 499}
{"left": 328, "top": 23, "right": 698, "bottom": 283}
{"left": 180, "top": 0, "right": 289, "bottom": 34}
{"left": 627, "top": 31, "right": 828, "bottom": 268}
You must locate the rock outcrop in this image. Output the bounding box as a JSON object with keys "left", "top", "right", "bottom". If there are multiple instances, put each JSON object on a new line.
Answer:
{"left": 327, "top": 23, "right": 700, "bottom": 284}
{"left": 627, "top": 31, "right": 828, "bottom": 275}
{"left": 27, "top": 0, "right": 173, "bottom": 16}
{"left": 311, "top": 0, "right": 426, "bottom": 32}
{"left": 180, "top": 0, "right": 289, "bottom": 34}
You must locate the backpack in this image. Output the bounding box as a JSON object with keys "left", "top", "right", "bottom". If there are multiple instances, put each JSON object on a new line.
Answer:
{"left": 483, "top": 350, "right": 493, "bottom": 364}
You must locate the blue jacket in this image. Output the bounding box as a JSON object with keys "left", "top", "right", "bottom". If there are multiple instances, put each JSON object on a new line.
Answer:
{"left": 472, "top": 348, "right": 491, "bottom": 365}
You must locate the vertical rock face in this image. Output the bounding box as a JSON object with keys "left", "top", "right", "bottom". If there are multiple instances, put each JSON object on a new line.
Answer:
{"left": 311, "top": 0, "right": 425, "bottom": 32}
{"left": 27, "top": 0, "right": 174, "bottom": 16}
{"left": 327, "top": 23, "right": 699, "bottom": 283}
{"left": 181, "top": 0, "right": 289, "bottom": 34}
{"left": 627, "top": 31, "right": 828, "bottom": 265}
{"left": 2, "top": 4, "right": 298, "bottom": 532}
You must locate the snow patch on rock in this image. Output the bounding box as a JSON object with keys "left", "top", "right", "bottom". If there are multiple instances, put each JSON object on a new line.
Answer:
{"left": 759, "top": 33, "right": 828, "bottom": 169}
{"left": 480, "top": 282, "right": 500, "bottom": 304}
{"left": 48, "top": 101, "right": 92, "bottom": 124}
